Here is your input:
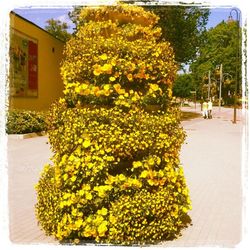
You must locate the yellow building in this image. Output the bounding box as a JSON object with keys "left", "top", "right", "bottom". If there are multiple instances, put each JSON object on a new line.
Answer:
{"left": 9, "top": 12, "right": 65, "bottom": 111}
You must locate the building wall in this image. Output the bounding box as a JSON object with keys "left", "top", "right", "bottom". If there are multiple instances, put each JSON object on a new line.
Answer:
{"left": 9, "top": 12, "right": 65, "bottom": 111}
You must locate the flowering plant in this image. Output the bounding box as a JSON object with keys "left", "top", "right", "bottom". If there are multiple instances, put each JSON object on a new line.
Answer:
{"left": 61, "top": 4, "right": 177, "bottom": 109}
{"left": 35, "top": 3, "right": 191, "bottom": 245}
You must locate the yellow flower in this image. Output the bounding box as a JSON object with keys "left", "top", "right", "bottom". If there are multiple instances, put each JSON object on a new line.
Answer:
{"left": 131, "top": 178, "right": 142, "bottom": 188}
{"left": 92, "top": 86, "right": 100, "bottom": 96}
{"left": 103, "top": 84, "right": 111, "bottom": 90}
{"left": 101, "top": 63, "right": 112, "bottom": 73}
{"left": 99, "top": 53, "right": 108, "bottom": 60}
{"left": 149, "top": 84, "right": 159, "bottom": 91}
{"left": 83, "top": 225, "right": 96, "bottom": 237}
{"left": 182, "top": 207, "right": 188, "bottom": 213}
{"left": 93, "top": 65, "right": 102, "bottom": 76}
{"left": 140, "top": 170, "right": 148, "bottom": 178}
{"left": 63, "top": 173, "right": 68, "bottom": 180}
{"left": 113, "top": 84, "right": 126, "bottom": 95}
{"left": 103, "top": 90, "right": 110, "bottom": 96}
{"left": 86, "top": 192, "right": 93, "bottom": 200}
{"left": 109, "top": 76, "right": 116, "bottom": 82}
{"left": 109, "top": 214, "right": 117, "bottom": 224}
{"left": 83, "top": 139, "right": 91, "bottom": 148}
{"left": 154, "top": 52, "right": 159, "bottom": 57}
{"left": 97, "top": 221, "right": 108, "bottom": 236}
{"left": 71, "top": 175, "right": 77, "bottom": 182}
{"left": 168, "top": 88, "right": 172, "bottom": 98}
{"left": 75, "top": 219, "right": 83, "bottom": 228}
{"left": 97, "top": 207, "right": 108, "bottom": 216}
{"left": 82, "top": 184, "right": 91, "bottom": 191}
{"left": 82, "top": 89, "right": 91, "bottom": 95}
{"left": 113, "top": 83, "right": 121, "bottom": 92}
{"left": 75, "top": 86, "right": 81, "bottom": 93}
{"left": 127, "top": 73, "right": 133, "bottom": 81}
{"left": 111, "top": 59, "right": 116, "bottom": 66}
{"left": 147, "top": 179, "right": 155, "bottom": 186}
{"left": 148, "top": 157, "right": 155, "bottom": 166}
{"left": 133, "top": 161, "right": 143, "bottom": 168}
{"left": 118, "top": 174, "right": 126, "bottom": 181}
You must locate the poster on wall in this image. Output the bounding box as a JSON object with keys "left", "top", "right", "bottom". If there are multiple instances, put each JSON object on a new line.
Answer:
{"left": 9, "top": 29, "right": 38, "bottom": 97}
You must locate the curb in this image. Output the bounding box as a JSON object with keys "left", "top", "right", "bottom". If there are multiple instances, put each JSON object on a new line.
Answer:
{"left": 8, "top": 131, "right": 47, "bottom": 139}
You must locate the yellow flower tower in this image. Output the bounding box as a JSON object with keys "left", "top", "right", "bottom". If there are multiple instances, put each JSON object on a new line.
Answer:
{"left": 35, "top": 3, "right": 192, "bottom": 245}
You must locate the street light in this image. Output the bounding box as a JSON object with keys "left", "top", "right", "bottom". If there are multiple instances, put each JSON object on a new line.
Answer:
{"left": 228, "top": 8, "right": 240, "bottom": 124}
{"left": 202, "top": 72, "right": 217, "bottom": 100}
{"left": 218, "top": 64, "right": 223, "bottom": 112}
{"left": 218, "top": 64, "right": 233, "bottom": 112}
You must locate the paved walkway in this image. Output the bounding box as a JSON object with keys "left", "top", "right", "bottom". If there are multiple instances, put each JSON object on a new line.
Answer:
{"left": 161, "top": 104, "right": 246, "bottom": 248}
{"left": 7, "top": 105, "right": 246, "bottom": 247}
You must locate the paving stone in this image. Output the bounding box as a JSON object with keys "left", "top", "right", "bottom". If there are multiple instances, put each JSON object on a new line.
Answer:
{"left": 7, "top": 105, "right": 245, "bottom": 246}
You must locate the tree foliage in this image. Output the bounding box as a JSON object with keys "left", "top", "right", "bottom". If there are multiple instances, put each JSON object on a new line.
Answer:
{"left": 68, "top": 1, "right": 209, "bottom": 65}
{"left": 190, "top": 20, "right": 242, "bottom": 102}
{"left": 173, "top": 74, "right": 195, "bottom": 98}
{"left": 142, "top": 5, "right": 209, "bottom": 65}
{"left": 45, "top": 18, "right": 71, "bottom": 42}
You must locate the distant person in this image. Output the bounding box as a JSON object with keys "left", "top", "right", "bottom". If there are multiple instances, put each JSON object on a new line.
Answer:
{"left": 202, "top": 100, "right": 208, "bottom": 119}
{"left": 208, "top": 99, "right": 213, "bottom": 119}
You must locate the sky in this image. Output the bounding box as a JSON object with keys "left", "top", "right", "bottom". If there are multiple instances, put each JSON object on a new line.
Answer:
{"left": 12, "top": 6, "right": 240, "bottom": 33}
{"left": 13, "top": 7, "right": 75, "bottom": 33}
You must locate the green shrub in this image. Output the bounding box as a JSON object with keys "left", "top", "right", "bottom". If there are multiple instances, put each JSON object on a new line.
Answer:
{"left": 6, "top": 109, "right": 47, "bottom": 134}
{"left": 35, "top": 3, "right": 192, "bottom": 245}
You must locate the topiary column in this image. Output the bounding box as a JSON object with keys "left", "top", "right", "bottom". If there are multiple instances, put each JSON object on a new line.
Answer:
{"left": 35, "top": 3, "right": 192, "bottom": 245}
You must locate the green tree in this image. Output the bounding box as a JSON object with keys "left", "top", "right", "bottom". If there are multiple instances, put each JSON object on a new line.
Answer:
{"left": 173, "top": 74, "right": 195, "bottom": 98}
{"left": 190, "top": 20, "right": 242, "bottom": 104}
{"left": 45, "top": 18, "right": 71, "bottom": 42}
{"left": 68, "top": 2, "right": 209, "bottom": 65}
{"left": 143, "top": 5, "right": 209, "bottom": 65}
{"left": 68, "top": 6, "right": 82, "bottom": 31}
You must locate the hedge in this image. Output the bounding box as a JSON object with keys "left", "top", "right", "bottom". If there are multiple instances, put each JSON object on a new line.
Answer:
{"left": 6, "top": 109, "right": 47, "bottom": 134}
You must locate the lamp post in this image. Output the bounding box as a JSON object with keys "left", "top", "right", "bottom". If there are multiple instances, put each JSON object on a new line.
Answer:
{"left": 219, "top": 64, "right": 223, "bottom": 112}
{"left": 208, "top": 70, "right": 211, "bottom": 100}
{"left": 228, "top": 8, "right": 240, "bottom": 124}
{"left": 218, "top": 64, "right": 233, "bottom": 112}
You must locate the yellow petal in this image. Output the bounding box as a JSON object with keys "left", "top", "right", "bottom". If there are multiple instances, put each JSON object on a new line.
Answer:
{"left": 86, "top": 193, "right": 93, "bottom": 200}
{"left": 83, "top": 139, "right": 91, "bottom": 148}
{"left": 109, "top": 76, "right": 116, "bottom": 82}
{"left": 99, "top": 53, "right": 108, "bottom": 60}
{"left": 133, "top": 161, "right": 143, "bottom": 168}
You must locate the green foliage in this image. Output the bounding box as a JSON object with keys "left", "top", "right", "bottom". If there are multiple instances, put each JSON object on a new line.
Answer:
{"left": 45, "top": 19, "right": 71, "bottom": 42}
{"left": 36, "top": 4, "right": 192, "bottom": 245}
{"left": 173, "top": 74, "right": 196, "bottom": 98}
{"left": 190, "top": 20, "right": 242, "bottom": 102}
{"left": 68, "top": 2, "right": 210, "bottom": 64}
{"left": 143, "top": 5, "right": 209, "bottom": 64}
{"left": 6, "top": 109, "right": 47, "bottom": 134}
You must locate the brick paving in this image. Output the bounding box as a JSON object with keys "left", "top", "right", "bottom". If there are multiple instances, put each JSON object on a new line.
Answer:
{"left": 7, "top": 105, "right": 245, "bottom": 247}
{"left": 8, "top": 136, "right": 56, "bottom": 245}
{"left": 161, "top": 105, "right": 245, "bottom": 248}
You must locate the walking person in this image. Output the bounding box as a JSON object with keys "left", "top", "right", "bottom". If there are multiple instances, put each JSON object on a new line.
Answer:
{"left": 202, "top": 100, "right": 208, "bottom": 119}
{"left": 208, "top": 99, "right": 213, "bottom": 119}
